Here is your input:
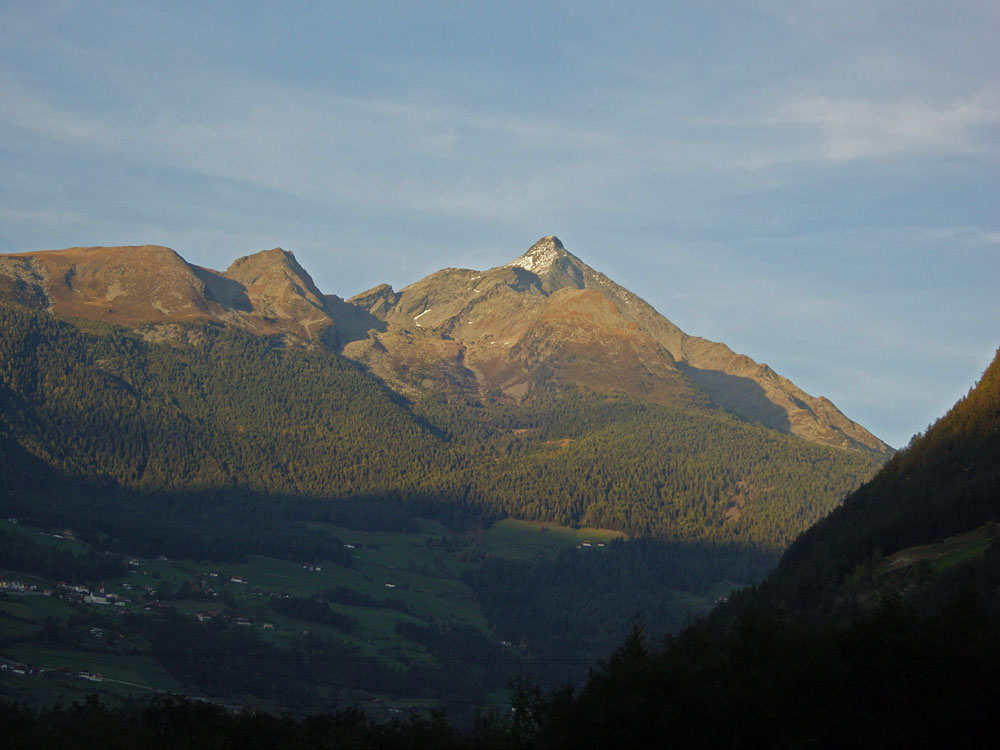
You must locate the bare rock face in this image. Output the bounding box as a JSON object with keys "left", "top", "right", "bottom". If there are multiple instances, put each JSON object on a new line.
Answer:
{"left": 0, "top": 237, "right": 891, "bottom": 454}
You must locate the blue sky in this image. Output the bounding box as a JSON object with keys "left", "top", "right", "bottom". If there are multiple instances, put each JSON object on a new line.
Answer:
{"left": 1, "top": 1, "right": 997, "bottom": 447}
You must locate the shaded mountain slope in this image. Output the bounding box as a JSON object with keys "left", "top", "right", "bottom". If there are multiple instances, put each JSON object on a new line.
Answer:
{"left": 513, "top": 349, "right": 1000, "bottom": 749}
{"left": 748, "top": 347, "right": 1000, "bottom": 615}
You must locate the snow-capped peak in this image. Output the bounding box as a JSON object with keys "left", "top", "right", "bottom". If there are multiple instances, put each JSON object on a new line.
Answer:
{"left": 507, "top": 236, "right": 566, "bottom": 274}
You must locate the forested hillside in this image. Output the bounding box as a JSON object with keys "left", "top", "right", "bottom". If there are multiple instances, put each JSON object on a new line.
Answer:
{"left": 0, "top": 298, "right": 438, "bottom": 497}
{"left": 743, "top": 347, "right": 1000, "bottom": 617}
{"left": 0, "top": 297, "right": 881, "bottom": 550}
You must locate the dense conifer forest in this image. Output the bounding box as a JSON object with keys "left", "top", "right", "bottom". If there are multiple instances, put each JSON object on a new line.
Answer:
{"left": 0, "top": 297, "right": 880, "bottom": 552}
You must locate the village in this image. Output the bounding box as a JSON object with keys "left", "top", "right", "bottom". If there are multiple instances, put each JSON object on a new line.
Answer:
{"left": 0, "top": 532, "right": 291, "bottom": 695}
{"left": 2, "top": 514, "right": 627, "bottom": 713}
{"left": 0, "top": 519, "right": 429, "bottom": 702}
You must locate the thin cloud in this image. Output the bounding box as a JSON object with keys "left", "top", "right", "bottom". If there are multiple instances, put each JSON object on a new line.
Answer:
{"left": 772, "top": 93, "right": 1000, "bottom": 163}
{"left": 0, "top": 73, "right": 617, "bottom": 222}
{"left": 914, "top": 226, "right": 1000, "bottom": 249}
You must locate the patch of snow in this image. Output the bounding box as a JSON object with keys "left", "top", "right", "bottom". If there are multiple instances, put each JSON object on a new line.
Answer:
{"left": 507, "top": 238, "right": 563, "bottom": 274}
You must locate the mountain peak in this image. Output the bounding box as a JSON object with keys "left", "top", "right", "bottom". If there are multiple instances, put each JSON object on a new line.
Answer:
{"left": 507, "top": 235, "right": 570, "bottom": 274}
{"left": 225, "top": 248, "right": 321, "bottom": 298}
{"left": 226, "top": 247, "right": 296, "bottom": 274}
{"left": 345, "top": 236, "right": 889, "bottom": 454}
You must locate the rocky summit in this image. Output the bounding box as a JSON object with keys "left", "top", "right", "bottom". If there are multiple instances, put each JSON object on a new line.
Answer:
{"left": 0, "top": 236, "right": 890, "bottom": 454}
{"left": 345, "top": 236, "right": 890, "bottom": 454}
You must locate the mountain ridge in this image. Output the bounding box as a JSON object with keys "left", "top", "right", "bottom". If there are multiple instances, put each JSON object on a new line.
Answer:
{"left": 0, "top": 237, "right": 890, "bottom": 454}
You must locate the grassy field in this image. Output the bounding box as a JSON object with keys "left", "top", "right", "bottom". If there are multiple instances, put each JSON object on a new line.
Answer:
{"left": 483, "top": 519, "right": 623, "bottom": 560}
{"left": 1, "top": 519, "right": 91, "bottom": 554}
{"left": 0, "top": 593, "right": 77, "bottom": 637}
{"left": 5, "top": 646, "right": 182, "bottom": 691}
{"left": 881, "top": 523, "right": 999, "bottom": 574}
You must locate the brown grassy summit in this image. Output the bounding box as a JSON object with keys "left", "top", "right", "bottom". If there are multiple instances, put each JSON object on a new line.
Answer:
{"left": 0, "top": 244, "right": 338, "bottom": 346}
{"left": 217, "top": 248, "right": 336, "bottom": 344}
{"left": 0, "top": 245, "right": 219, "bottom": 324}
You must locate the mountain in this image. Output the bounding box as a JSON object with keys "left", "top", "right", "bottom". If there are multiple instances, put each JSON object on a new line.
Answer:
{"left": 0, "top": 236, "right": 893, "bottom": 551}
{"left": 0, "top": 239, "right": 990, "bottom": 744}
{"left": 0, "top": 237, "right": 890, "bottom": 455}
{"left": 349, "top": 236, "right": 889, "bottom": 453}
{"left": 0, "top": 244, "right": 340, "bottom": 346}
{"left": 0, "top": 237, "right": 906, "bottom": 724}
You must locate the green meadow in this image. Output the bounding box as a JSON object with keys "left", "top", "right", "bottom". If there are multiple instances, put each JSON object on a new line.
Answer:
{"left": 0, "top": 515, "right": 736, "bottom": 712}
{"left": 483, "top": 518, "right": 624, "bottom": 560}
